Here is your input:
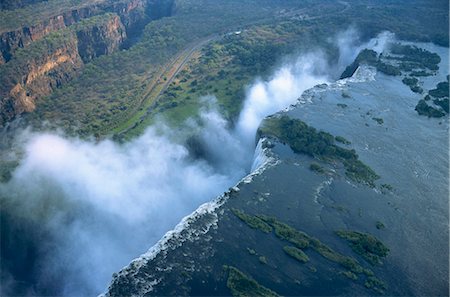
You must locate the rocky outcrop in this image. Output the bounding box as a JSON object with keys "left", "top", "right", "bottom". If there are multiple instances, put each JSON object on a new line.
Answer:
{"left": 0, "top": 0, "right": 174, "bottom": 65}
{"left": 0, "top": 7, "right": 90, "bottom": 65}
{"left": 74, "top": 13, "right": 126, "bottom": 63}
{"left": 0, "top": 13, "right": 128, "bottom": 127}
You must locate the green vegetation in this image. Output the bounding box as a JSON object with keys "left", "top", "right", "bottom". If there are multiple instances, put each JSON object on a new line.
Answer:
{"left": 0, "top": 0, "right": 100, "bottom": 32}
{"left": 71, "top": 12, "right": 117, "bottom": 31}
{"left": 259, "top": 115, "right": 379, "bottom": 186}
{"left": 27, "top": 0, "right": 346, "bottom": 137}
{"left": 410, "top": 70, "right": 432, "bottom": 77}
{"left": 232, "top": 209, "right": 273, "bottom": 233}
{"left": 380, "top": 183, "right": 393, "bottom": 192}
{"left": 340, "top": 48, "right": 402, "bottom": 78}
{"left": 4, "top": 0, "right": 443, "bottom": 139}
{"left": 0, "top": 160, "right": 18, "bottom": 183}
{"left": 258, "top": 256, "right": 268, "bottom": 264}
{"left": 402, "top": 77, "right": 423, "bottom": 94}
{"left": 0, "top": 12, "right": 123, "bottom": 104}
{"left": 375, "top": 61, "right": 401, "bottom": 76}
{"left": 0, "top": 29, "right": 76, "bottom": 97}
{"left": 340, "top": 49, "right": 378, "bottom": 78}
{"left": 340, "top": 270, "right": 358, "bottom": 280}
{"left": 283, "top": 246, "right": 309, "bottom": 263}
{"left": 415, "top": 79, "right": 449, "bottom": 118}
{"left": 335, "top": 136, "right": 351, "bottom": 145}
{"left": 309, "top": 238, "right": 364, "bottom": 274}
{"left": 415, "top": 100, "right": 446, "bottom": 118}
{"left": 343, "top": 43, "right": 442, "bottom": 82}
{"left": 226, "top": 266, "right": 279, "bottom": 297}
{"left": 309, "top": 163, "right": 326, "bottom": 174}
{"left": 259, "top": 215, "right": 310, "bottom": 249}
{"left": 429, "top": 81, "right": 449, "bottom": 99}
{"left": 390, "top": 44, "right": 441, "bottom": 71}
{"left": 433, "top": 98, "right": 449, "bottom": 113}
{"left": 364, "top": 276, "right": 388, "bottom": 294}
{"left": 336, "top": 230, "right": 389, "bottom": 265}
{"left": 375, "top": 221, "right": 385, "bottom": 230}
{"left": 372, "top": 117, "right": 384, "bottom": 125}
{"left": 236, "top": 211, "right": 367, "bottom": 274}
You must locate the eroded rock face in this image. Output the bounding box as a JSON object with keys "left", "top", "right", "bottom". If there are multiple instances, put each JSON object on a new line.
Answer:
{"left": 76, "top": 14, "right": 126, "bottom": 62}
{"left": 0, "top": 13, "right": 130, "bottom": 127}
{"left": 0, "top": 8, "right": 90, "bottom": 65}
{"left": 0, "top": 39, "right": 83, "bottom": 126}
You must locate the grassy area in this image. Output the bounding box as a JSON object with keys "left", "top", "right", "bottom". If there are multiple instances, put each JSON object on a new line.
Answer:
{"left": 259, "top": 215, "right": 311, "bottom": 249}
{"left": 259, "top": 115, "right": 380, "bottom": 187}
{"left": 390, "top": 43, "right": 441, "bottom": 71}
{"left": 226, "top": 266, "right": 280, "bottom": 297}
{"left": 0, "top": 28, "right": 77, "bottom": 97}
{"left": 309, "top": 163, "right": 327, "bottom": 174}
{"left": 340, "top": 270, "right": 358, "bottom": 280}
{"left": 402, "top": 77, "right": 423, "bottom": 94}
{"left": 335, "top": 136, "right": 351, "bottom": 145}
{"left": 415, "top": 100, "right": 446, "bottom": 118}
{"left": 232, "top": 208, "right": 273, "bottom": 233}
{"left": 372, "top": 117, "right": 384, "bottom": 125}
{"left": 232, "top": 209, "right": 386, "bottom": 292}
{"left": 429, "top": 80, "right": 450, "bottom": 99}
{"left": 336, "top": 230, "right": 390, "bottom": 266}
{"left": 364, "top": 276, "right": 388, "bottom": 294}
{"left": 283, "top": 246, "right": 309, "bottom": 263}
{"left": 0, "top": 0, "right": 107, "bottom": 33}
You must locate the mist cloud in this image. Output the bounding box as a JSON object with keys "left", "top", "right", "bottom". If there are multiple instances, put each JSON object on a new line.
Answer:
{"left": 236, "top": 52, "right": 329, "bottom": 143}
{"left": 1, "top": 102, "right": 249, "bottom": 296}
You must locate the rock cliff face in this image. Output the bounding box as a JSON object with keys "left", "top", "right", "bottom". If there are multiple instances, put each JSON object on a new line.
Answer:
{"left": 0, "top": 0, "right": 174, "bottom": 65}
{"left": 0, "top": 14, "right": 128, "bottom": 127}
{"left": 5, "top": 44, "right": 83, "bottom": 118}
{"left": 0, "top": 15, "right": 67, "bottom": 64}
{"left": 75, "top": 14, "right": 126, "bottom": 62}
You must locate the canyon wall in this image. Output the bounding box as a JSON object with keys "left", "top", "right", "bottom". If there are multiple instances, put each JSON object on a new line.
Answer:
{"left": 0, "top": 14, "right": 125, "bottom": 127}
{"left": 0, "top": 0, "right": 174, "bottom": 128}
